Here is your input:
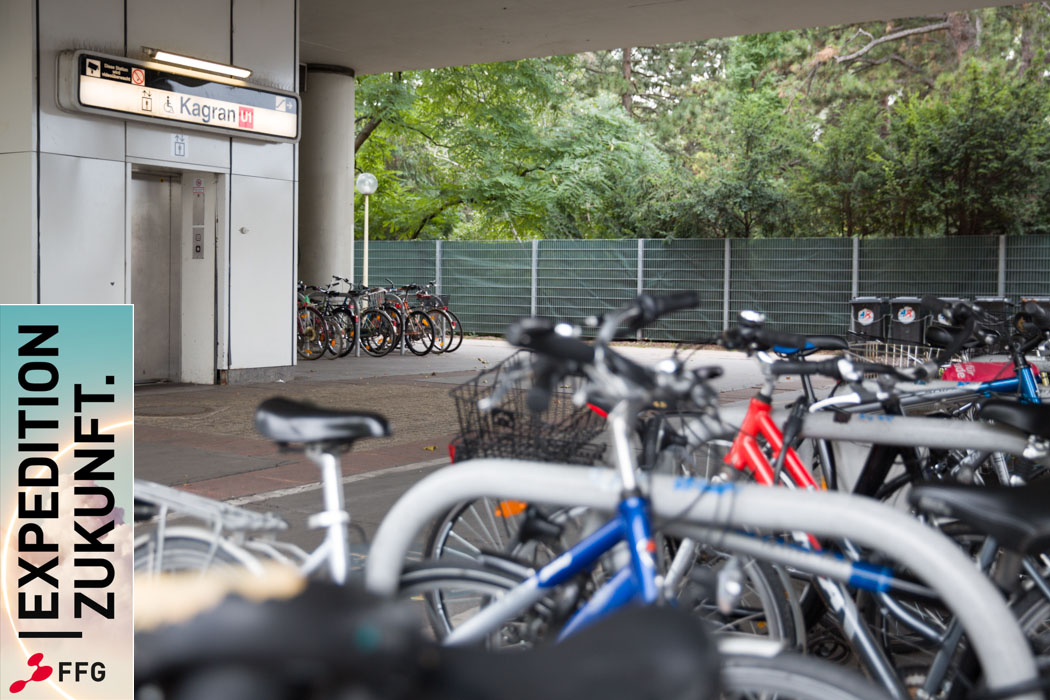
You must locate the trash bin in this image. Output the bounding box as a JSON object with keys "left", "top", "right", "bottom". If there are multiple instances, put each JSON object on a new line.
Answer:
{"left": 849, "top": 297, "right": 888, "bottom": 341}
{"left": 888, "top": 296, "right": 926, "bottom": 344}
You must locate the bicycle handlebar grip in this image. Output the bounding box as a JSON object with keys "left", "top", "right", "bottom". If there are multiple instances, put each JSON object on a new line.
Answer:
{"left": 504, "top": 318, "right": 596, "bottom": 364}
{"left": 637, "top": 292, "right": 700, "bottom": 325}
{"left": 1023, "top": 300, "right": 1050, "bottom": 331}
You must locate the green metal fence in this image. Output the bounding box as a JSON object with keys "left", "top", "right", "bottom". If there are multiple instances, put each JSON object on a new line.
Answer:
{"left": 329, "top": 235, "right": 1049, "bottom": 342}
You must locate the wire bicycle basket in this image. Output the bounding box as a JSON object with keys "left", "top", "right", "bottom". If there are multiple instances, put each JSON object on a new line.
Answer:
{"left": 450, "top": 352, "right": 606, "bottom": 465}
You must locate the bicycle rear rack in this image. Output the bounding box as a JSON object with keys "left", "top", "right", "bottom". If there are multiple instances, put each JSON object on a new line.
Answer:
{"left": 135, "top": 479, "right": 288, "bottom": 532}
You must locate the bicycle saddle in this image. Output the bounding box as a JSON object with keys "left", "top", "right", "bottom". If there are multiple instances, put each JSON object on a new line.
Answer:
{"left": 977, "top": 398, "right": 1050, "bottom": 440}
{"left": 254, "top": 397, "right": 390, "bottom": 448}
{"left": 925, "top": 325, "right": 981, "bottom": 349}
{"left": 773, "top": 335, "right": 849, "bottom": 357}
{"left": 135, "top": 582, "right": 720, "bottom": 700}
{"left": 909, "top": 479, "right": 1050, "bottom": 556}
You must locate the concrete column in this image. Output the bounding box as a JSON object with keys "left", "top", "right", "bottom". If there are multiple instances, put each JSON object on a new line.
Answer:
{"left": 298, "top": 66, "right": 355, "bottom": 286}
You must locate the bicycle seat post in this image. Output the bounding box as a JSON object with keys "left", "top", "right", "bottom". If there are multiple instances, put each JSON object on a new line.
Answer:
{"left": 304, "top": 445, "right": 351, "bottom": 584}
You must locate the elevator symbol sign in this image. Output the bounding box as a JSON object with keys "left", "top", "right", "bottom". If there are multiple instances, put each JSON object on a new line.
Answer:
{"left": 131, "top": 68, "right": 145, "bottom": 85}
{"left": 238, "top": 106, "right": 254, "bottom": 129}
{"left": 172, "top": 134, "right": 187, "bottom": 158}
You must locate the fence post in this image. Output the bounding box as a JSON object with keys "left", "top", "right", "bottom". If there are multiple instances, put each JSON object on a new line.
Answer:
{"left": 722, "top": 238, "right": 731, "bottom": 331}
{"left": 997, "top": 235, "right": 1006, "bottom": 298}
{"left": 531, "top": 239, "right": 539, "bottom": 317}
{"left": 435, "top": 240, "right": 442, "bottom": 295}
{"left": 851, "top": 237, "right": 860, "bottom": 300}
{"left": 637, "top": 239, "right": 645, "bottom": 340}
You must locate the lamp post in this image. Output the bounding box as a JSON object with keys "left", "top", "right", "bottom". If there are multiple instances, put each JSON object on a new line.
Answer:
{"left": 355, "top": 172, "right": 378, "bottom": 286}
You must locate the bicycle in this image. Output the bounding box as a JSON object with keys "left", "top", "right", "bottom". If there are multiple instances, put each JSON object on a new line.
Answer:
{"left": 295, "top": 282, "right": 332, "bottom": 361}
{"left": 379, "top": 279, "right": 436, "bottom": 356}
{"left": 413, "top": 280, "right": 464, "bottom": 354}
{"left": 363, "top": 294, "right": 1042, "bottom": 699}
{"left": 134, "top": 399, "right": 391, "bottom": 585}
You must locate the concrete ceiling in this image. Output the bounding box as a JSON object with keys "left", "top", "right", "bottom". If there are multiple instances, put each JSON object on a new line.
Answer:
{"left": 299, "top": 0, "right": 1006, "bottom": 76}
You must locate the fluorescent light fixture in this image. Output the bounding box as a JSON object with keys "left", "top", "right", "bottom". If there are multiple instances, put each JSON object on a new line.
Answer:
{"left": 143, "top": 47, "right": 251, "bottom": 79}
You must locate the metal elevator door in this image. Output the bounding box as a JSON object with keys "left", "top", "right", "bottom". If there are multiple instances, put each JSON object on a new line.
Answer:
{"left": 131, "top": 171, "right": 182, "bottom": 384}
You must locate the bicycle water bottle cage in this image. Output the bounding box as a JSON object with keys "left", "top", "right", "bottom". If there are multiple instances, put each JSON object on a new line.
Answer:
{"left": 254, "top": 397, "right": 390, "bottom": 452}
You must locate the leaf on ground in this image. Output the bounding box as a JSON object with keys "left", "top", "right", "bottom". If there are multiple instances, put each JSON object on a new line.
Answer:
{"left": 424, "top": 445, "right": 437, "bottom": 451}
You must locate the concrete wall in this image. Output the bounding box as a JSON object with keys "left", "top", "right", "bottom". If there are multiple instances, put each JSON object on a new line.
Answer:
{"left": 0, "top": 1, "right": 38, "bottom": 304}
{"left": 1, "top": 0, "right": 299, "bottom": 379}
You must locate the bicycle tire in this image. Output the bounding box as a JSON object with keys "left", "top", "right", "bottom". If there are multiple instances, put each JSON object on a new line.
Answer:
{"left": 133, "top": 529, "right": 263, "bottom": 576}
{"left": 405, "top": 310, "right": 436, "bottom": 356}
{"left": 720, "top": 651, "right": 894, "bottom": 700}
{"left": 321, "top": 311, "right": 345, "bottom": 359}
{"left": 398, "top": 560, "right": 557, "bottom": 647}
{"left": 1013, "top": 583, "right": 1050, "bottom": 658}
{"left": 296, "top": 306, "right": 327, "bottom": 361}
{"left": 444, "top": 309, "right": 464, "bottom": 353}
{"left": 425, "top": 499, "right": 584, "bottom": 570}
{"left": 331, "top": 307, "right": 357, "bottom": 357}
{"left": 360, "top": 308, "right": 396, "bottom": 357}
{"left": 427, "top": 308, "right": 456, "bottom": 354}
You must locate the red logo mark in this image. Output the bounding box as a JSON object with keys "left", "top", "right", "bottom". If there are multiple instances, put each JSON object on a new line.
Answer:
{"left": 10, "top": 653, "right": 53, "bottom": 694}
{"left": 131, "top": 68, "right": 145, "bottom": 86}
{"left": 238, "top": 106, "right": 254, "bottom": 129}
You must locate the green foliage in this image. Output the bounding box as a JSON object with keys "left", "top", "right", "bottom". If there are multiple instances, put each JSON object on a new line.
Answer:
{"left": 355, "top": 3, "right": 1050, "bottom": 240}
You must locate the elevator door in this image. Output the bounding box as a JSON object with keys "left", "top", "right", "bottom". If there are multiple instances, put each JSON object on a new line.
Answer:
{"left": 131, "top": 171, "right": 181, "bottom": 383}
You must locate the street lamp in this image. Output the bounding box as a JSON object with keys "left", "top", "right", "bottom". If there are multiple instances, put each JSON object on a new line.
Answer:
{"left": 356, "top": 173, "right": 378, "bottom": 287}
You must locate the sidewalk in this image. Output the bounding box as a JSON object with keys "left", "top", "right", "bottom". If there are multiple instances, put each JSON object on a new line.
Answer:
{"left": 133, "top": 338, "right": 822, "bottom": 551}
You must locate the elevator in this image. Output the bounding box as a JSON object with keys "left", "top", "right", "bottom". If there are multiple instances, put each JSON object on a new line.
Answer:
{"left": 130, "top": 167, "right": 219, "bottom": 384}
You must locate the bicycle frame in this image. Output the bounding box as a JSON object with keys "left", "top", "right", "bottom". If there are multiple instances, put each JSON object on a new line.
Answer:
{"left": 364, "top": 459, "right": 1041, "bottom": 700}
{"left": 444, "top": 493, "right": 659, "bottom": 645}
{"left": 725, "top": 397, "right": 817, "bottom": 488}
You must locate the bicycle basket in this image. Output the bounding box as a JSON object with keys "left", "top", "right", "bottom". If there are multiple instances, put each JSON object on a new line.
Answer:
{"left": 450, "top": 352, "right": 606, "bottom": 465}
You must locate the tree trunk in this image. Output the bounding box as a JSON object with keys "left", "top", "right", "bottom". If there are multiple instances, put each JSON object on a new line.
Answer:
{"left": 355, "top": 117, "right": 382, "bottom": 151}
{"left": 621, "top": 47, "right": 634, "bottom": 117}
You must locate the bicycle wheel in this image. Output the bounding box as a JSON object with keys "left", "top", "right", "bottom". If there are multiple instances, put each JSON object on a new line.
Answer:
{"left": 425, "top": 499, "right": 584, "bottom": 569}
{"left": 444, "top": 309, "right": 464, "bottom": 353}
{"left": 134, "top": 529, "right": 263, "bottom": 576}
{"left": 405, "top": 310, "right": 435, "bottom": 356}
{"left": 427, "top": 308, "right": 455, "bottom": 354}
{"left": 321, "top": 312, "right": 345, "bottom": 359}
{"left": 720, "top": 651, "right": 894, "bottom": 700}
{"left": 360, "top": 308, "right": 396, "bottom": 357}
{"left": 331, "top": 307, "right": 357, "bottom": 357}
{"left": 398, "top": 560, "right": 557, "bottom": 647}
{"left": 296, "top": 306, "right": 327, "bottom": 360}
{"left": 1014, "top": 584, "right": 1050, "bottom": 658}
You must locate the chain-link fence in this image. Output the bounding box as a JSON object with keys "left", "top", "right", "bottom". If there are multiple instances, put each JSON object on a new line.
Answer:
{"left": 330, "top": 235, "right": 1049, "bottom": 342}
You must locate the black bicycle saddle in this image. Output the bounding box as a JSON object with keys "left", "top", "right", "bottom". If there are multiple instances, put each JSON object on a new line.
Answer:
{"left": 254, "top": 397, "right": 391, "bottom": 448}
{"left": 909, "top": 479, "right": 1050, "bottom": 556}
{"left": 977, "top": 398, "right": 1050, "bottom": 441}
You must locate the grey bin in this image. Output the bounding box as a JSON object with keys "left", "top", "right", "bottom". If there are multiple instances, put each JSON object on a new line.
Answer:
{"left": 888, "top": 296, "right": 927, "bottom": 345}
{"left": 849, "top": 297, "right": 888, "bottom": 342}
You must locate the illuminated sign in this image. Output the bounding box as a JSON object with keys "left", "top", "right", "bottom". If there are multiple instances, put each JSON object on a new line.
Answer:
{"left": 58, "top": 50, "right": 299, "bottom": 143}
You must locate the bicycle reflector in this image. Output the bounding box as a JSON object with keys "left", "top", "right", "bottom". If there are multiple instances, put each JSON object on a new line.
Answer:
{"left": 494, "top": 500, "right": 528, "bottom": 518}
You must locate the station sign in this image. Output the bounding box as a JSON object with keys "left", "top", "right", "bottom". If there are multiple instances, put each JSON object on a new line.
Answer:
{"left": 58, "top": 50, "right": 299, "bottom": 143}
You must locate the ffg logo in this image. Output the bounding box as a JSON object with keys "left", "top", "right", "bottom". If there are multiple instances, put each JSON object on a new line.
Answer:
{"left": 8, "top": 654, "right": 106, "bottom": 694}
